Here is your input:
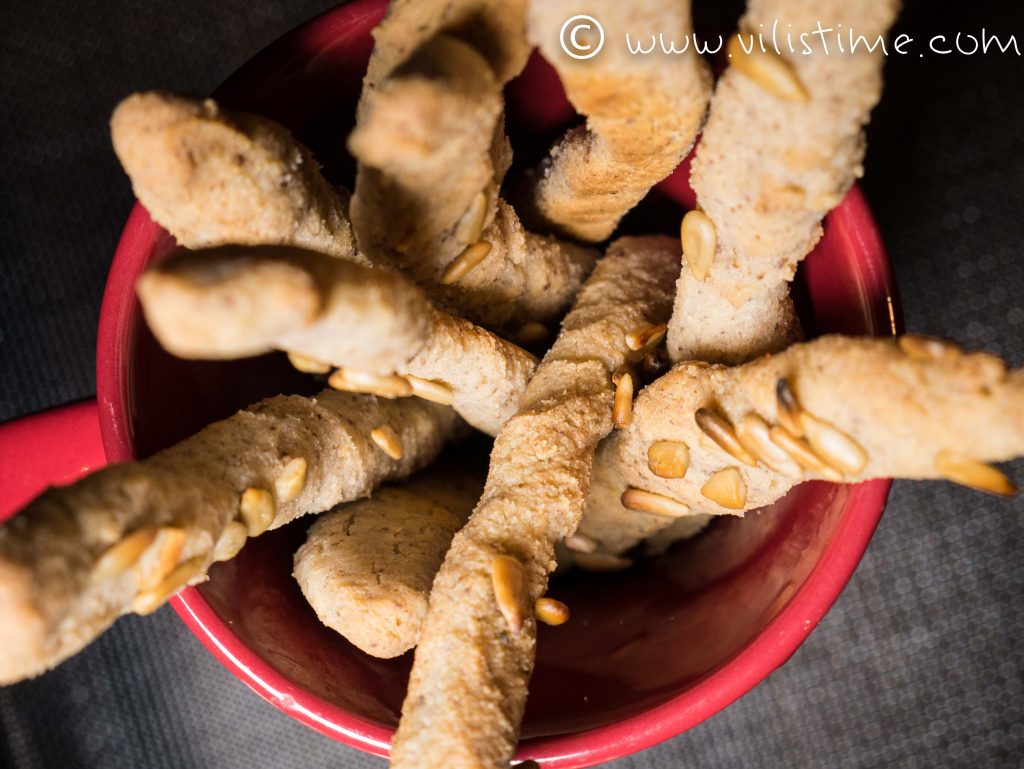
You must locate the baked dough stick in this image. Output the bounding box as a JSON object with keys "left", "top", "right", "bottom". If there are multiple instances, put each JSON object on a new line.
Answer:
{"left": 666, "top": 0, "right": 900, "bottom": 361}
{"left": 389, "top": 236, "right": 679, "bottom": 769}
{"left": 350, "top": 34, "right": 596, "bottom": 330}
{"left": 136, "top": 245, "right": 538, "bottom": 437}
{"left": 0, "top": 391, "right": 460, "bottom": 685}
{"left": 111, "top": 92, "right": 361, "bottom": 263}
{"left": 668, "top": 276, "right": 803, "bottom": 365}
{"left": 359, "top": 0, "right": 532, "bottom": 102}
{"left": 579, "top": 335, "right": 1022, "bottom": 556}
{"left": 525, "top": 0, "right": 712, "bottom": 242}
{"left": 294, "top": 459, "right": 484, "bottom": 659}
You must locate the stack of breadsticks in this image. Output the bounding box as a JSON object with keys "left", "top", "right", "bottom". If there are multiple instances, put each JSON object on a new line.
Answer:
{"left": 3, "top": 1, "right": 1022, "bottom": 769}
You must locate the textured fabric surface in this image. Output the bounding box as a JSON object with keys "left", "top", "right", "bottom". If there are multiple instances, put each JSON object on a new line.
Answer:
{"left": 1, "top": 1, "right": 1022, "bottom": 768}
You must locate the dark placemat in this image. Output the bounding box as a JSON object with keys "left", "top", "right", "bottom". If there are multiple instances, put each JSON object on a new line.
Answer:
{"left": 1, "top": 1, "right": 1022, "bottom": 768}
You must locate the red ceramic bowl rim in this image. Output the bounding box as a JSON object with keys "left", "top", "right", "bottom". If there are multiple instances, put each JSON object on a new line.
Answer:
{"left": 95, "top": 4, "right": 899, "bottom": 766}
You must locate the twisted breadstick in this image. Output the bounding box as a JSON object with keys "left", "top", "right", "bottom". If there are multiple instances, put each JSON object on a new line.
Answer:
{"left": 579, "top": 335, "right": 1022, "bottom": 555}
{"left": 294, "top": 457, "right": 483, "bottom": 659}
{"left": 666, "top": 0, "right": 900, "bottom": 361}
{"left": 390, "top": 236, "right": 679, "bottom": 769}
{"left": 351, "top": 11, "right": 597, "bottom": 331}
{"left": 111, "top": 92, "right": 360, "bottom": 262}
{"left": 0, "top": 391, "right": 460, "bottom": 684}
{"left": 136, "top": 245, "right": 538, "bottom": 436}
{"left": 525, "top": 0, "right": 712, "bottom": 242}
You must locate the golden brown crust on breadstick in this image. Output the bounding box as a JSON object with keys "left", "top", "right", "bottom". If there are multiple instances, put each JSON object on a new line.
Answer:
{"left": 111, "top": 92, "right": 359, "bottom": 262}
{"left": 580, "top": 335, "right": 1022, "bottom": 555}
{"left": 294, "top": 460, "right": 483, "bottom": 659}
{"left": 0, "top": 391, "right": 459, "bottom": 685}
{"left": 525, "top": 0, "right": 712, "bottom": 242}
{"left": 136, "top": 245, "right": 538, "bottom": 436}
{"left": 389, "top": 236, "right": 679, "bottom": 769}
{"left": 667, "top": 0, "right": 899, "bottom": 359}
{"left": 351, "top": 34, "right": 597, "bottom": 329}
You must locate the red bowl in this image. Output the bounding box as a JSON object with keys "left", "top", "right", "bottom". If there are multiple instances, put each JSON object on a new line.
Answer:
{"left": 84, "top": 1, "right": 900, "bottom": 766}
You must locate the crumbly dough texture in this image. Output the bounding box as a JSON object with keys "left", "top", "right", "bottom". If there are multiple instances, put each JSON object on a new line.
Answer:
{"left": 351, "top": 23, "right": 597, "bottom": 330}
{"left": 525, "top": 0, "right": 712, "bottom": 242}
{"left": 580, "top": 336, "right": 1023, "bottom": 555}
{"left": 667, "top": 275, "right": 802, "bottom": 364}
{"left": 111, "top": 92, "right": 359, "bottom": 261}
{"left": 137, "top": 245, "right": 538, "bottom": 436}
{"left": 294, "top": 458, "right": 484, "bottom": 659}
{"left": 359, "top": 0, "right": 532, "bottom": 105}
{"left": 389, "top": 236, "right": 679, "bottom": 769}
{"left": 667, "top": 0, "right": 899, "bottom": 355}
{"left": 0, "top": 390, "right": 459, "bottom": 685}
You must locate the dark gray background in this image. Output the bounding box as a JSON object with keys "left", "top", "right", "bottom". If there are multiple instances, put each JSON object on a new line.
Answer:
{"left": 1, "top": 1, "right": 1022, "bottom": 767}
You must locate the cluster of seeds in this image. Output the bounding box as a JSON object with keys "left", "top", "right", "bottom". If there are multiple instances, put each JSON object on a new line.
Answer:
{"left": 616, "top": 334, "right": 1018, "bottom": 522}
{"left": 440, "top": 190, "right": 495, "bottom": 286}
{"left": 490, "top": 554, "right": 572, "bottom": 632}
{"left": 89, "top": 456, "right": 311, "bottom": 616}
{"left": 619, "top": 374, "right": 867, "bottom": 515}
{"left": 288, "top": 344, "right": 460, "bottom": 409}
{"left": 291, "top": 358, "right": 455, "bottom": 407}
{"left": 612, "top": 322, "right": 675, "bottom": 432}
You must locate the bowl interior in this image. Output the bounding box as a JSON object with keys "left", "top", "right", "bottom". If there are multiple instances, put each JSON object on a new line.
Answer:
{"left": 97, "top": 1, "right": 899, "bottom": 766}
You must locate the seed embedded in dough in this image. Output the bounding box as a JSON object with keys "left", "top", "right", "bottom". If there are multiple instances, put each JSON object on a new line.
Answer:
{"left": 612, "top": 372, "right": 634, "bottom": 429}
{"left": 621, "top": 488, "right": 692, "bottom": 518}
{"left": 800, "top": 413, "right": 868, "bottom": 475}
{"left": 735, "top": 414, "right": 800, "bottom": 476}
{"left": 898, "top": 334, "right": 962, "bottom": 364}
{"left": 700, "top": 467, "right": 747, "bottom": 510}
{"left": 441, "top": 241, "right": 492, "bottom": 285}
{"left": 131, "top": 555, "right": 206, "bottom": 616}
{"left": 728, "top": 33, "right": 810, "bottom": 102}
{"left": 91, "top": 526, "right": 160, "bottom": 582}
{"left": 625, "top": 322, "right": 668, "bottom": 352}
{"left": 275, "top": 457, "right": 308, "bottom": 504}
{"left": 491, "top": 555, "right": 529, "bottom": 633}
{"left": 572, "top": 552, "right": 633, "bottom": 573}
{"left": 239, "top": 487, "right": 276, "bottom": 536}
{"left": 454, "top": 191, "right": 488, "bottom": 245}
{"left": 135, "top": 526, "right": 188, "bottom": 591}
{"left": 212, "top": 521, "right": 248, "bottom": 563}
{"left": 405, "top": 374, "right": 455, "bottom": 406}
{"left": 768, "top": 426, "right": 843, "bottom": 482}
{"left": 286, "top": 352, "right": 332, "bottom": 374}
{"left": 370, "top": 425, "right": 403, "bottom": 460}
{"left": 328, "top": 368, "right": 413, "bottom": 398}
{"left": 775, "top": 378, "right": 805, "bottom": 438}
{"left": 647, "top": 440, "right": 690, "bottom": 479}
{"left": 935, "top": 451, "right": 1017, "bottom": 497}
{"left": 695, "top": 408, "right": 758, "bottom": 467}
{"left": 680, "top": 209, "right": 716, "bottom": 281}
{"left": 563, "top": 533, "right": 599, "bottom": 554}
